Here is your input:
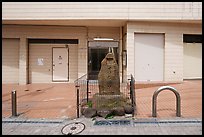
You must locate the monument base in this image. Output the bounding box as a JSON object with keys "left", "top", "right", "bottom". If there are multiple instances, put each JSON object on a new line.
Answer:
{"left": 92, "top": 93, "right": 130, "bottom": 110}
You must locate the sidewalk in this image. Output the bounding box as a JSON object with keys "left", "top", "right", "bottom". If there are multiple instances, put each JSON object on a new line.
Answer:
{"left": 2, "top": 83, "right": 76, "bottom": 119}
{"left": 2, "top": 80, "right": 202, "bottom": 135}
{"left": 2, "top": 117, "right": 202, "bottom": 135}
{"left": 2, "top": 80, "right": 202, "bottom": 119}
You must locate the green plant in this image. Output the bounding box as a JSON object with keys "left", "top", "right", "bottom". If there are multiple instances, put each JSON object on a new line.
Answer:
{"left": 105, "top": 113, "right": 114, "bottom": 119}
{"left": 87, "top": 101, "right": 92, "bottom": 108}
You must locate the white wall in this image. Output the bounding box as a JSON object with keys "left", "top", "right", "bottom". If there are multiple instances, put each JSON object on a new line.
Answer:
{"left": 126, "top": 21, "right": 202, "bottom": 82}
{"left": 2, "top": 2, "right": 202, "bottom": 20}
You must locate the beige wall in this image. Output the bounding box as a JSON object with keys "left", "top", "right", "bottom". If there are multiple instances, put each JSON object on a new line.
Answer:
{"left": 2, "top": 38, "right": 20, "bottom": 84}
{"left": 2, "top": 21, "right": 201, "bottom": 84}
{"left": 2, "top": 2, "right": 201, "bottom": 21}
{"left": 126, "top": 22, "right": 202, "bottom": 82}
{"left": 88, "top": 27, "right": 120, "bottom": 41}
{"left": 2, "top": 25, "right": 87, "bottom": 84}
{"left": 122, "top": 26, "right": 127, "bottom": 82}
{"left": 29, "top": 44, "right": 78, "bottom": 83}
{"left": 183, "top": 43, "right": 202, "bottom": 79}
{"left": 2, "top": 25, "right": 121, "bottom": 84}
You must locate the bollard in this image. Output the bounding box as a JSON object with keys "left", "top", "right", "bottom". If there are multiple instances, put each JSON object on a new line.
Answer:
{"left": 11, "top": 90, "right": 17, "bottom": 116}
{"left": 152, "top": 86, "right": 181, "bottom": 117}
{"left": 76, "top": 87, "right": 80, "bottom": 118}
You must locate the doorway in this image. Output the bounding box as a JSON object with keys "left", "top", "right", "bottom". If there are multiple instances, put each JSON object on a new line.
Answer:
{"left": 88, "top": 48, "right": 109, "bottom": 80}
{"left": 52, "top": 47, "right": 69, "bottom": 82}
{"left": 88, "top": 41, "right": 119, "bottom": 80}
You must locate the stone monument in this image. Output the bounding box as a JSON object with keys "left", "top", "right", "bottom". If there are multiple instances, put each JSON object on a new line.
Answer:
{"left": 93, "top": 51, "right": 126, "bottom": 117}
{"left": 81, "top": 50, "right": 133, "bottom": 118}
{"left": 98, "top": 52, "right": 120, "bottom": 95}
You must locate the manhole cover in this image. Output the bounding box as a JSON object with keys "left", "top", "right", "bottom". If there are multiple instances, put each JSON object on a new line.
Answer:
{"left": 61, "top": 122, "right": 85, "bottom": 135}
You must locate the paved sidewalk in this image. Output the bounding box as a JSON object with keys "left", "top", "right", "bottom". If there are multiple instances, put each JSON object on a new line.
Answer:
{"left": 2, "top": 80, "right": 202, "bottom": 135}
{"left": 2, "top": 117, "right": 202, "bottom": 135}
{"left": 2, "top": 80, "right": 202, "bottom": 119}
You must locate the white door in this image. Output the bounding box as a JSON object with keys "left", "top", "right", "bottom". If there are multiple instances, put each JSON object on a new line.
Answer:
{"left": 134, "top": 33, "right": 164, "bottom": 81}
{"left": 53, "top": 48, "right": 69, "bottom": 81}
{"left": 183, "top": 43, "right": 202, "bottom": 79}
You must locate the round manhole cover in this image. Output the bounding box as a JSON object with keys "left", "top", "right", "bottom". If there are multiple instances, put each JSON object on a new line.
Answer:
{"left": 61, "top": 122, "right": 85, "bottom": 135}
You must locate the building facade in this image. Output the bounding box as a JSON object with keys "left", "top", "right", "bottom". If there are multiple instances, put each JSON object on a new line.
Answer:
{"left": 2, "top": 2, "right": 202, "bottom": 84}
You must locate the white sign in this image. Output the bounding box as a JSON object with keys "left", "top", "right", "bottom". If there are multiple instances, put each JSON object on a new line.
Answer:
{"left": 37, "top": 58, "right": 44, "bottom": 66}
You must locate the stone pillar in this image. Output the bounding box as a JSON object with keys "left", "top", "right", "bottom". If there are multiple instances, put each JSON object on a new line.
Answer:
{"left": 98, "top": 52, "right": 120, "bottom": 95}
{"left": 77, "top": 38, "right": 88, "bottom": 78}
{"left": 19, "top": 37, "right": 28, "bottom": 85}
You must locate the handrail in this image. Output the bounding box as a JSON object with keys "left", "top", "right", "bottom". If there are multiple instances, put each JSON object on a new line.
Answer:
{"left": 74, "top": 74, "right": 87, "bottom": 84}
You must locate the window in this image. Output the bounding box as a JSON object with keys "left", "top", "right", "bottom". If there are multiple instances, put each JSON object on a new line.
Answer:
{"left": 28, "top": 39, "right": 78, "bottom": 44}
{"left": 183, "top": 34, "right": 202, "bottom": 43}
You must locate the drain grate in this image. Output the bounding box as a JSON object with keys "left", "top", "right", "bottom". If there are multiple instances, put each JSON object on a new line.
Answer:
{"left": 93, "top": 119, "right": 201, "bottom": 126}
{"left": 61, "top": 122, "right": 85, "bottom": 135}
{"left": 94, "top": 120, "right": 131, "bottom": 126}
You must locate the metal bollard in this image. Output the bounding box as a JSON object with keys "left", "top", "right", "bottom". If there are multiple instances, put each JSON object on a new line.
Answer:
{"left": 11, "top": 90, "right": 17, "bottom": 117}
{"left": 152, "top": 86, "right": 181, "bottom": 117}
{"left": 76, "top": 86, "right": 80, "bottom": 118}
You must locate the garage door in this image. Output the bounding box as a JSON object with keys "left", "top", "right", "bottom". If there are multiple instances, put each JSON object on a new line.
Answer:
{"left": 29, "top": 44, "right": 53, "bottom": 83}
{"left": 2, "top": 38, "right": 20, "bottom": 84}
{"left": 134, "top": 33, "right": 164, "bottom": 81}
{"left": 183, "top": 43, "right": 202, "bottom": 79}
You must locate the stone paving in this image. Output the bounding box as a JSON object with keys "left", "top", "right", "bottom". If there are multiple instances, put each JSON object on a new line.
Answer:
{"left": 2, "top": 80, "right": 202, "bottom": 119}
{"left": 2, "top": 117, "right": 202, "bottom": 135}
{"left": 2, "top": 83, "right": 76, "bottom": 119}
{"left": 2, "top": 80, "right": 202, "bottom": 135}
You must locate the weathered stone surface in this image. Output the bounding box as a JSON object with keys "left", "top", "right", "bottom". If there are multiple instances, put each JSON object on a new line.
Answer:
{"left": 83, "top": 108, "right": 97, "bottom": 118}
{"left": 81, "top": 99, "right": 88, "bottom": 107}
{"left": 98, "top": 52, "right": 120, "bottom": 95}
{"left": 124, "top": 105, "right": 134, "bottom": 114}
{"left": 81, "top": 105, "right": 89, "bottom": 115}
{"left": 112, "top": 106, "right": 125, "bottom": 116}
{"left": 92, "top": 94, "right": 124, "bottom": 109}
{"left": 97, "top": 108, "right": 113, "bottom": 118}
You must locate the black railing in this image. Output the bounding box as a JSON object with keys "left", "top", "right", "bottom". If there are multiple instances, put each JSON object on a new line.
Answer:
{"left": 74, "top": 74, "right": 136, "bottom": 118}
